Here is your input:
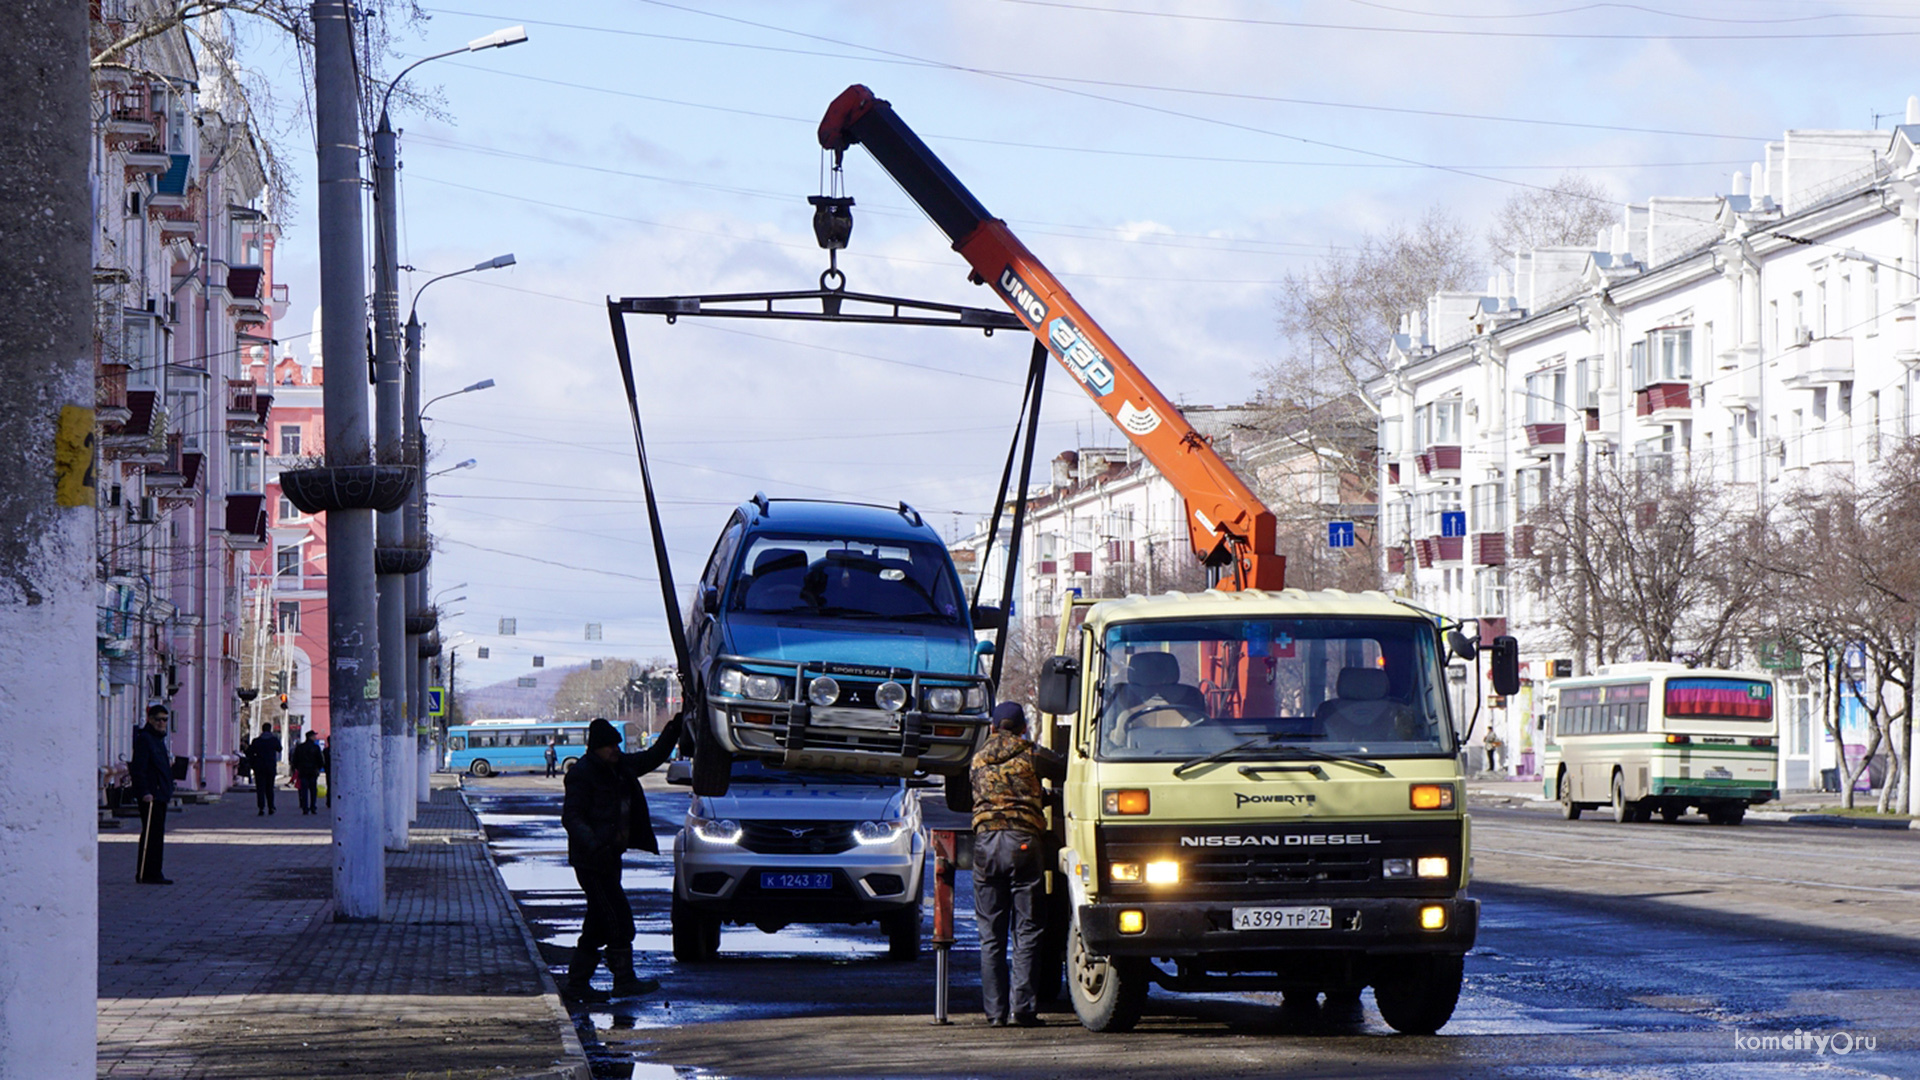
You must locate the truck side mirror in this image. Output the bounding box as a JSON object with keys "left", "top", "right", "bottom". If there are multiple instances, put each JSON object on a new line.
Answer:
{"left": 699, "top": 584, "right": 720, "bottom": 614}
{"left": 969, "top": 604, "right": 1006, "bottom": 630}
{"left": 1035, "top": 655, "right": 1080, "bottom": 717}
{"left": 1488, "top": 635, "right": 1520, "bottom": 697}
{"left": 1447, "top": 629, "right": 1477, "bottom": 661}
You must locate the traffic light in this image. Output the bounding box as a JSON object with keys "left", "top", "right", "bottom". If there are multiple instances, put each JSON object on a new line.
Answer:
{"left": 272, "top": 670, "right": 289, "bottom": 709}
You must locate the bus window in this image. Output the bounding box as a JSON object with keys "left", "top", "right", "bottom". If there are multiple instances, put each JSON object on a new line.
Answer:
{"left": 450, "top": 736, "right": 465, "bottom": 750}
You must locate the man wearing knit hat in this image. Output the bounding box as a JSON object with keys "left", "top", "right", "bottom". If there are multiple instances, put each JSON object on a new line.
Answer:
{"left": 970, "top": 700, "right": 1066, "bottom": 1027}
{"left": 560, "top": 713, "right": 683, "bottom": 1001}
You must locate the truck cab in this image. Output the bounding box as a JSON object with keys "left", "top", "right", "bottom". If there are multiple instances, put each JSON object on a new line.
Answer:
{"left": 1037, "top": 588, "right": 1479, "bottom": 1034}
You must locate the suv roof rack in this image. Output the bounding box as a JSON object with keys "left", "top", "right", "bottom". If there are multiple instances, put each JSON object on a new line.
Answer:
{"left": 752, "top": 491, "right": 771, "bottom": 517}
{"left": 897, "top": 501, "right": 922, "bottom": 528}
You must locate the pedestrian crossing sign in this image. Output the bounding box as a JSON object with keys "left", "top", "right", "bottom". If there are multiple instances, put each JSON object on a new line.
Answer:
{"left": 427, "top": 687, "right": 445, "bottom": 717}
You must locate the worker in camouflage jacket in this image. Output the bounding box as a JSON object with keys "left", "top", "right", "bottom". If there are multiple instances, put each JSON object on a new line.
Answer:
{"left": 969, "top": 700, "right": 1066, "bottom": 1027}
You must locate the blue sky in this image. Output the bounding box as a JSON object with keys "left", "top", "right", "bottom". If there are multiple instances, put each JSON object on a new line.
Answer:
{"left": 247, "top": 0, "right": 1920, "bottom": 688}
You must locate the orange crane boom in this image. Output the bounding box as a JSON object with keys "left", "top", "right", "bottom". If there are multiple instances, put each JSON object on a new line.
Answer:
{"left": 819, "top": 85, "right": 1285, "bottom": 590}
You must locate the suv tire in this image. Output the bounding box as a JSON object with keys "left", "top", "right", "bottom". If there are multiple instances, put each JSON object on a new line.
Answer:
{"left": 944, "top": 772, "right": 973, "bottom": 814}
{"left": 671, "top": 894, "right": 720, "bottom": 962}
{"left": 690, "top": 724, "right": 732, "bottom": 797}
{"left": 882, "top": 908, "right": 921, "bottom": 961}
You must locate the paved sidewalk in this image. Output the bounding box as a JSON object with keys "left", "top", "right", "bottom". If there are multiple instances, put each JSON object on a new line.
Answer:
{"left": 98, "top": 776, "right": 586, "bottom": 1079}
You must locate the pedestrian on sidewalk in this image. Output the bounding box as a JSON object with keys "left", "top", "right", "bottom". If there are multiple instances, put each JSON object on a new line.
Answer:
{"left": 970, "top": 700, "right": 1066, "bottom": 1028}
{"left": 560, "top": 715, "right": 682, "bottom": 1002}
{"left": 544, "top": 738, "right": 558, "bottom": 778}
{"left": 248, "top": 724, "right": 283, "bottom": 816}
{"left": 131, "top": 703, "right": 176, "bottom": 884}
{"left": 291, "top": 730, "right": 324, "bottom": 814}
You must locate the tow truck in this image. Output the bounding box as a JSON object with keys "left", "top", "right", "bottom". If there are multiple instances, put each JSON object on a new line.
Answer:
{"left": 818, "top": 85, "right": 1519, "bottom": 1033}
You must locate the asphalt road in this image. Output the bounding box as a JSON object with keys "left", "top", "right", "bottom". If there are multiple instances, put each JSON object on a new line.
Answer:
{"left": 466, "top": 776, "right": 1920, "bottom": 1080}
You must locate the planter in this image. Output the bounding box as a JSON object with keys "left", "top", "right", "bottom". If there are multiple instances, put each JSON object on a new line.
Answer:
{"left": 405, "top": 610, "right": 439, "bottom": 636}
{"left": 280, "top": 464, "right": 415, "bottom": 514}
{"left": 374, "top": 546, "right": 431, "bottom": 576}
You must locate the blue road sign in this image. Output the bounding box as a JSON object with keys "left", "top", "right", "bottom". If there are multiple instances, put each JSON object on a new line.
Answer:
{"left": 1441, "top": 510, "right": 1467, "bottom": 538}
{"left": 1328, "top": 521, "right": 1355, "bottom": 548}
{"left": 426, "top": 688, "right": 445, "bottom": 717}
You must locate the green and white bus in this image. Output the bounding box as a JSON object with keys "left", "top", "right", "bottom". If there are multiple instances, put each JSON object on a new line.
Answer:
{"left": 1541, "top": 663, "right": 1778, "bottom": 825}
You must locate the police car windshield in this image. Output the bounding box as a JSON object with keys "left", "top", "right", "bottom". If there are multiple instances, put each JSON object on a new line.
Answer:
{"left": 726, "top": 758, "right": 901, "bottom": 787}
{"left": 1095, "top": 617, "right": 1455, "bottom": 762}
{"left": 729, "top": 535, "right": 963, "bottom": 625}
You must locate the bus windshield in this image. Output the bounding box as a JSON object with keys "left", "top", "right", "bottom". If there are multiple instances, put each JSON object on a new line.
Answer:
{"left": 1096, "top": 617, "right": 1454, "bottom": 761}
{"left": 1665, "top": 677, "right": 1773, "bottom": 721}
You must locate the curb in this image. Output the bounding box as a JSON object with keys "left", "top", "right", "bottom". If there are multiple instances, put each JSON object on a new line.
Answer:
{"left": 1471, "top": 795, "right": 1920, "bottom": 830}
{"left": 460, "top": 786, "right": 593, "bottom": 1080}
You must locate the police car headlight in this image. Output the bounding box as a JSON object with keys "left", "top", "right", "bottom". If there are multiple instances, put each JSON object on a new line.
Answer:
{"left": 926, "top": 687, "right": 964, "bottom": 714}
{"left": 876, "top": 681, "right": 908, "bottom": 712}
{"left": 854, "top": 819, "right": 910, "bottom": 845}
{"left": 691, "top": 817, "right": 741, "bottom": 844}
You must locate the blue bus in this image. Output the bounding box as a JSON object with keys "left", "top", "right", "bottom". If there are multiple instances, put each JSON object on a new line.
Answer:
{"left": 448, "top": 719, "right": 596, "bottom": 777}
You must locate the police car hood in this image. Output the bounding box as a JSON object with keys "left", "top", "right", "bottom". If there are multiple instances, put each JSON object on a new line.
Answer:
{"left": 695, "top": 784, "right": 907, "bottom": 823}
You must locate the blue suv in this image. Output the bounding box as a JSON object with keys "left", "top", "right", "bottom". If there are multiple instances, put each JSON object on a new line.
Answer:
{"left": 685, "top": 495, "right": 1001, "bottom": 808}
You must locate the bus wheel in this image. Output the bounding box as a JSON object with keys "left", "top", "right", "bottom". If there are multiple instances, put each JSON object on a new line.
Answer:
{"left": 1373, "top": 953, "right": 1464, "bottom": 1035}
{"left": 561, "top": 756, "right": 579, "bottom": 772}
{"left": 1611, "top": 771, "right": 1636, "bottom": 824}
{"left": 1660, "top": 804, "right": 1684, "bottom": 823}
{"left": 1068, "top": 920, "right": 1147, "bottom": 1032}
{"left": 469, "top": 759, "right": 493, "bottom": 778}
{"left": 1558, "top": 770, "right": 1581, "bottom": 820}
{"left": 1707, "top": 804, "right": 1747, "bottom": 826}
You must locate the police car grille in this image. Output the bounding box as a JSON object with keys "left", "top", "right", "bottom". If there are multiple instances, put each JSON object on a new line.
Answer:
{"left": 739, "top": 820, "right": 857, "bottom": 855}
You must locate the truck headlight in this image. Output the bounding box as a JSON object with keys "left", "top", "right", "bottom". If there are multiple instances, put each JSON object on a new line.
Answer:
{"left": 1416, "top": 856, "right": 1450, "bottom": 879}
{"left": 1109, "top": 862, "right": 1141, "bottom": 883}
{"left": 691, "top": 817, "right": 741, "bottom": 844}
{"left": 1144, "top": 860, "right": 1180, "bottom": 885}
{"left": 926, "top": 687, "right": 964, "bottom": 714}
{"left": 854, "top": 819, "right": 910, "bottom": 845}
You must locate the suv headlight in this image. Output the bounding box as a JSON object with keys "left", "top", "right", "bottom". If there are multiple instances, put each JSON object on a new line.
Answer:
{"left": 718, "top": 666, "right": 784, "bottom": 702}
{"left": 853, "top": 819, "right": 910, "bottom": 845}
{"left": 691, "top": 817, "right": 742, "bottom": 844}
{"left": 964, "top": 685, "right": 987, "bottom": 711}
{"left": 926, "top": 687, "right": 964, "bottom": 714}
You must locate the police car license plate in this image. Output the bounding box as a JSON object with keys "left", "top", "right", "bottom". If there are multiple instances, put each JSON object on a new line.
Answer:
{"left": 761, "top": 872, "right": 832, "bottom": 890}
{"left": 1231, "top": 906, "right": 1332, "bottom": 930}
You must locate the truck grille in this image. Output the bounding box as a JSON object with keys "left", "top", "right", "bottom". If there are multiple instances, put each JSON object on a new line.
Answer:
{"left": 739, "top": 820, "right": 857, "bottom": 855}
{"left": 1097, "top": 818, "right": 1461, "bottom": 901}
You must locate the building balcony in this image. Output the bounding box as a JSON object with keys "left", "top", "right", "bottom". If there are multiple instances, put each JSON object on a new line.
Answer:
{"left": 1784, "top": 336, "right": 1854, "bottom": 388}
{"left": 1414, "top": 444, "right": 1462, "bottom": 477}
{"left": 1635, "top": 382, "right": 1692, "bottom": 417}
{"left": 1477, "top": 617, "right": 1509, "bottom": 641}
{"left": 122, "top": 144, "right": 170, "bottom": 174}
{"left": 224, "top": 493, "right": 269, "bottom": 549}
{"left": 227, "top": 379, "right": 272, "bottom": 432}
{"left": 1428, "top": 534, "right": 1464, "bottom": 562}
{"left": 143, "top": 434, "right": 190, "bottom": 489}
{"left": 1386, "top": 547, "right": 1407, "bottom": 574}
{"left": 1523, "top": 422, "right": 1566, "bottom": 453}
{"left": 1413, "top": 538, "right": 1433, "bottom": 569}
{"left": 1509, "top": 524, "right": 1536, "bottom": 560}
{"left": 1472, "top": 532, "right": 1506, "bottom": 566}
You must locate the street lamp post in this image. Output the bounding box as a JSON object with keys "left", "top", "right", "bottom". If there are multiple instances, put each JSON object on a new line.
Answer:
{"left": 373, "top": 27, "right": 523, "bottom": 839}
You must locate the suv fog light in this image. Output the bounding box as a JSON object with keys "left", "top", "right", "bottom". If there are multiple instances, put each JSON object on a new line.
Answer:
{"left": 1109, "top": 862, "right": 1142, "bottom": 883}
{"left": 876, "top": 681, "right": 908, "bottom": 711}
{"left": 1382, "top": 858, "right": 1412, "bottom": 878}
{"left": 926, "top": 687, "right": 964, "bottom": 713}
{"left": 1416, "top": 856, "right": 1450, "bottom": 879}
{"left": 808, "top": 676, "right": 840, "bottom": 707}
{"left": 1419, "top": 904, "right": 1447, "bottom": 930}
{"left": 1144, "top": 860, "right": 1180, "bottom": 885}
{"left": 1117, "top": 910, "right": 1145, "bottom": 934}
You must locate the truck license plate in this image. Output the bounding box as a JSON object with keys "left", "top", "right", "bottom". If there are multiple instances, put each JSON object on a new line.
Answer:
{"left": 761, "top": 872, "right": 833, "bottom": 890}
{"left": 1231, "top": 906, "right": 1332, "bottom": 930}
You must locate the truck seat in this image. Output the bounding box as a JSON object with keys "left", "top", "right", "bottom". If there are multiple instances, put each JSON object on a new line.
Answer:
{"left": 1315, "top": 667, "right": 1415, "bottom": 743}
{"left": 1112, "top": 652, "right": 1208, "bottom": 732}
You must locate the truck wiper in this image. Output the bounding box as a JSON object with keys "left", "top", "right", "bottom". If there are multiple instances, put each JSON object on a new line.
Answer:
{"left": 1172, "top": 733, "right": 1386, "bottom": 778}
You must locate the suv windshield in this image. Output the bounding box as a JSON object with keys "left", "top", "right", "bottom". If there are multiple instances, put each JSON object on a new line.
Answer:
{"left": 1096, "top": 617, "right": 1454, "bottom": 761}
{"left": 729, "top": 534, "right": 963, "bottom": 626}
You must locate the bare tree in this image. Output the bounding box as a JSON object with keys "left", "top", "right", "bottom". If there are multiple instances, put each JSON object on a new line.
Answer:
{"left": 1485, "top": 172, "right": 1618, "bottom": 266}
{"left": 550, "top": 659, "right": 642, "bottom": 722}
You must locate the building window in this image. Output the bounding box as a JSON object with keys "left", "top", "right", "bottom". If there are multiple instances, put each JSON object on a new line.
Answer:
{"left": 1475, "top": 568, "right": 1509, "bottom": 615}
{"left": 280, "top": 424, "right": 302, "bottom": 456}
{"left": 1523, "top": 367, "right": 1566, "bottom": 424}
{"left": 1470, "top": 482, "right": 1508, "bottom": 531}
{"left": 230, "top": 447, "right": 262, "bottom": 493}
{"left": 279, "top": 495, "right": 297, "bottom": 521}
{"left": 275, "top": 545, "right": 300, "bottom": 579}
{"left": 277, "top": 600, "right": 300, "bottom": 633}
{"left": 1634, "top": 328, "right": 1691, "bottom": 387}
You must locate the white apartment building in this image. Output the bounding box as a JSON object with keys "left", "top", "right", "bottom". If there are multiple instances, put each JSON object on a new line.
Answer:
{"left": 1369, "top": 108, "right": 1920, "bottom": 791}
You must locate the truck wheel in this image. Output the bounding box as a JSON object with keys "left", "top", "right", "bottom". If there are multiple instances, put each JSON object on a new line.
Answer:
{"left": 690, "top": 733, "right": 732, "bottom": 797}
{"left": 1557, "top": 769, "right": 1580, "bottom": 820}
{"left": 1068, "top": 920, "right": 1147, "bottom": 1032}
{"left": 882, "top": 908, "right": 921, "bottom": 961}
{"left": 1372, "top": 953, "right": 1464, "bottom": 1035}
{"left": 469, "top": 759, "right": 493, "bottom": 779}
{"left": 944, "top": 772, "right": 974, "bottom": 814}
{"left": 671, "top": 894, "right": 720, "bottom": 962}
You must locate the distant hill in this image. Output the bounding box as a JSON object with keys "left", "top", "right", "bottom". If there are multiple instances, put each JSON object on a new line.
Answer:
{"left": 459, "top": 661, "right": 593, "bottom": 720}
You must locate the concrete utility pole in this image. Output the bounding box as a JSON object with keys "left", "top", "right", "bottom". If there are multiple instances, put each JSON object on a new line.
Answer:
{"left": 0, "top": 3, "right": 97, "bottom": 1074}
{"left": 372, "top": 110, "right": 412, "bottom": 850}
{"left": 314, "top": 0, "right": 385, "bottom": 919}
{"left": 406, "top": 316, "right": 433, "bottom": 807}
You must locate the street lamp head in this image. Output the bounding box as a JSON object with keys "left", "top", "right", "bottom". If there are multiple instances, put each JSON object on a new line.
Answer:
{"left": 453, "top": 458, "right": 477, "bottom": 471}
{"left": 475, "top": 253, "right": 516, "bottom": 271}
{"left": 468, "top": 26, "right": 528, "bottom": 51}
{"left": 464, "top": 379, "right": 496, "bottom": 393}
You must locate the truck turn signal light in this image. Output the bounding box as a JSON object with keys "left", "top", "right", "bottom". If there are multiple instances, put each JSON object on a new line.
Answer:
{"left": 1104, "top": 789, "right": 1150, "bottom": 814}
{"left": 1409, "top": 784, "right": 1454, "bottom": 810}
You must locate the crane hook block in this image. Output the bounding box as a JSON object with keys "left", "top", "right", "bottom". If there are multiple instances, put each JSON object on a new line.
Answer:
{"left": 809, "top": 195, "right": 854, "bottom": 251}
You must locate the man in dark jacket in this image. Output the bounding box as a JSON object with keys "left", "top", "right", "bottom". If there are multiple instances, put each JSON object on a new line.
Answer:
{"left": 248, "top": 724, "right": 283, "bottom": 816}
{"left": 290, "top": 731, "right": 325, "bottom": 814}
{"left": 131, "top": 703, "right": 176, "bottom": 884}
{"left": 560, "top": 715, "right": 682, "bottom": 1001}
{"left": 971, "top": 701, "right": 1066, "bottom": 1027}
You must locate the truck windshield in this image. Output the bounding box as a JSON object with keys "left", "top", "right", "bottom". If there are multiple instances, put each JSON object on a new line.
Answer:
{"left": 1096, "top": 617, "right": 1454, "bottom": 761}
{"left": 729, "top": 534, "right": 964, "bottom": 625}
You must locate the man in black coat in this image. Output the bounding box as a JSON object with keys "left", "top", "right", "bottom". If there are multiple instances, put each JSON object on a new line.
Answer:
{"left": 560, "top": 715, "right": 682, "bottom": 1001}
{"left": 131, "top": 703, "right": 176, "bottom": 884}
{"left": 248, "top": 724, "right": 283, "bottom": 816}
{"left": 290, "top": 731, "right": 325, "bottom": 815}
